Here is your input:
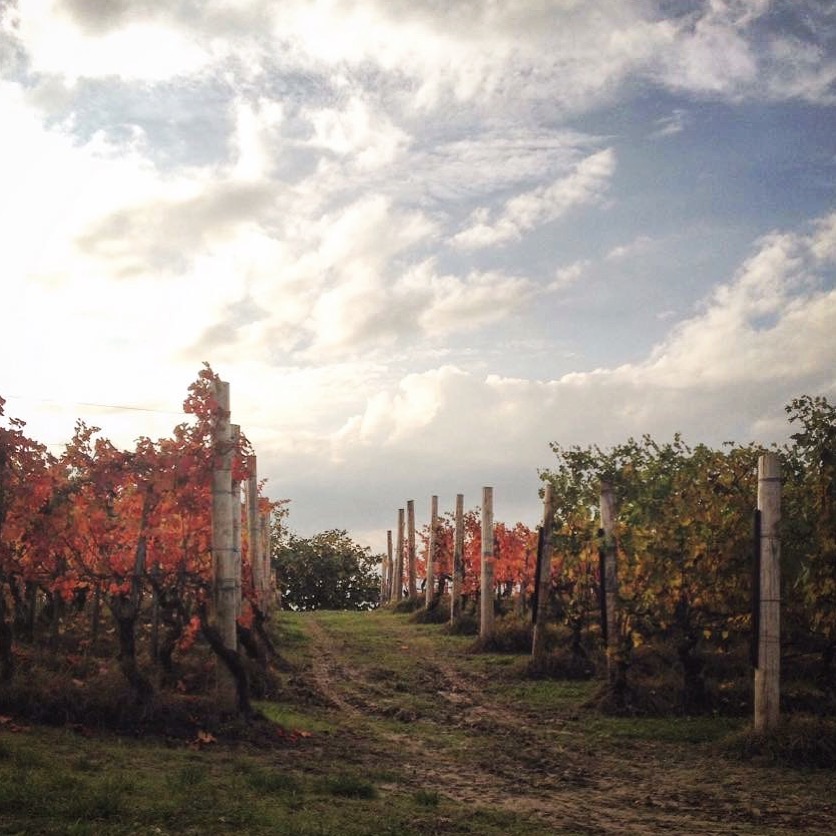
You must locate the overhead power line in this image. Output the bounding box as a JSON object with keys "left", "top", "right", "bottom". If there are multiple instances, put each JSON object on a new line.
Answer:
{"left": 3, "top": 394, "right": 185, "bottom": 417}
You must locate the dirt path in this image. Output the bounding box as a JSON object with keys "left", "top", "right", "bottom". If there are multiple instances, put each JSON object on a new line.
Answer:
{"left": 286, "top": 611, "right": 836, "bottom": 835}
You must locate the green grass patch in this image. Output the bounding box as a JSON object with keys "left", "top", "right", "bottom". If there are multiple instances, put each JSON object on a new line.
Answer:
{"left": 413, "top": 788, "right": 440, "bottom": 807}
{"left": 321, "top": 773, "right": 378, "bottom": 799}
{"left": 584, "top": 714, "right": 744, "bottom": 744}
{"left": 255, "top": 700, "right": 334, "bottom": 734}
{"left": 501, "top": 677, "right": 598, "bottom": 709}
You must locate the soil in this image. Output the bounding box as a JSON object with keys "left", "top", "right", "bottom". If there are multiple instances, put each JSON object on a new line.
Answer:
{"left": 280, "top": 610, "right": 836, "bottom": 836}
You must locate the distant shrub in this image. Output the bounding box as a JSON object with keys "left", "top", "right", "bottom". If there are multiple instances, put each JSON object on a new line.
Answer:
{"left": 411, "top": 595, "right": 450, "bottom": 624}
{"left": 473, "top": 614, "right": 533, "bottom": 653}
{"left": 526, "top": 649, "right": 597, "bottom": 681}
{"left": 447, "top": 611, "right": 478, "bottom": 636}
{"left": 393, "top": 596, "right": 422, "bottom": 614}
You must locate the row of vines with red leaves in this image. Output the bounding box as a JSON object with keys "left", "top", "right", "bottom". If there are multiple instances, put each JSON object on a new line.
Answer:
{"left": 0, "top": 365, "right": 277, "bottom": 714}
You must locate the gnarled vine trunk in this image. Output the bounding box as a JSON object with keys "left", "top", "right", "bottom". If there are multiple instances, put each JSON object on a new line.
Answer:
{"left": 0, "top": 584, "right": 14, "bottom": 683}
{"left": 110, "top": 594, "right": 154, "bottom": 706}
{"left": 198, "top": 601, "right": 252, "bottom": 716}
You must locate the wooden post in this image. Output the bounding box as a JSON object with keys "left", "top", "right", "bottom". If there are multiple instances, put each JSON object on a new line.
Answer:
{"left": 531, "top": 484, "right": 554, "bottom": 660}
{"left": 480, "top": 486, "right": 495, "bottom": 642}
{"left": 426, "top": 495, "right": 438, "bottom": 607}
{"left": 407, "top": 499, "right": 417, "bottom": 599}
{"left": 385, "top": 530, "right": 393, "bottom": 604}
{"left": 451, "top": 493, "right": 464, "bottom": 623}
{"left": 212, "top": 380, "right": 237, "bottom": 653}
{"left": 245, "top": 455, "right": 261, "bottom": 609}
{"left": 231, "top": 425, "right": 242, "bottom": 622}
{"left": 755, "top": 453, "right": 781, "bottom": 732}
{"left": 259, "top": 508, "right": 274, "bottom": 613}
{"left": 600, "top": 481, "right": 619, "bottom": 682}
{"left": 395, "top": 509, "right": 405, "bottom": 602}
{"left": 380, "top": 537, "right": 389, "bottom": 604}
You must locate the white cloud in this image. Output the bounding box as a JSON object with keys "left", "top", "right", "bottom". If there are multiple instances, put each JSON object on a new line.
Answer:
{"left": 304, "top": 95, "right": 410, "bottom": 171}
{"left": 8, "top": 0, "right": 832, "bottom": 112}
{"left": 547, "top": 260, "right": 589, "bottom": 292}
{"left": 231, "top": 98, "right": 284, "bottom": 181}
{"left": 451, "top": 148, "right": 616, "bottom": 249}
{"left": 407, "top": 263, "right": 537, "bottom": 338}
{"left": 18, "top": 0, "right": 214, "bottom": 82}
{"left": 323, "top": 212, "right": 836, "bottom": 473}
{"left": 649, "top": 109, "right": 689, "bottom": 139}
{"left": 605, "top": 235, "right": 656, "bottom": 261}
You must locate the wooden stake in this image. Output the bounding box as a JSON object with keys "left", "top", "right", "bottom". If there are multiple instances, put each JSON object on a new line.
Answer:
{"left": 395, "top": 509, "right": 405, "bottom": 601}
{"left": 385, "top": 530, "right": 393, "bottom": 604}
{"left": 231, "top": 425, "right": 242, "bottom": 622}
{"left": 212, "top": 380, "right": 237, "bottom": 653}
{"left": 407, "top": 499, "right": 417, "bottom": 599}
{"left": 426, "top": 495, "right": 438, "bottom": 607}
{"left": 259, "top": 508, "right": 273, "bottom": 613}
{"left": 600, "top": 481, "right": 619, "bottom": 682}
{"left": 755, "top": 453, "right": 781, "bottom": 732}
{"left": 531, "top": 484, "right": 554, "bottom": 660}
{"left": 381, "top": 531, "right": 390, "bottom": 603}
{"left": 451, "top": 494, "right": 464, "bottom": 623}
{"left": 245, "top": 455, "right": 260, "bottom": 608}
{"left": 480, "top": 486, "right": 495, "bottom": 642}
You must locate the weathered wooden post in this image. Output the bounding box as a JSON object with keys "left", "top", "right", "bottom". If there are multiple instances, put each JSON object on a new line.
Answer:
{"left": 755, "top": 452, "right": 781, "bottom": 732}
{"left": 245, "top": 455, "right": 261, "bottom": 609}
{"left": 407, "top": 499, "right": 417, "bottom": 599}
{"left": 395, "top": 509, "right": 405, "bottom": 602}
{"left": 231, "top": 425, "right": 242, "bottom": 621}
{"left": 426, "top": 495, "right": 438, "bottom": 607}
{"left": 380, "top": 532, "right": 389, "bottom": 604}
{"left": 259, "top": 507, "right": 274, "bottom": 612}
{"left": 212, "top": 380, "right": 237, "bottom": 653}
{"left": 451, "top": 493, "right": 464, "bottom": 623}
{"left": 600, "top": 481, "right": 619, "bottom": 683}
{"left": 531, "top": 483, "right": 554, "bottom": 661}
{"left": 386, "top": 528, "right": 395, "bottom": 603}
{"left": 480, "top": 486, "right": 495, "bottom": 642}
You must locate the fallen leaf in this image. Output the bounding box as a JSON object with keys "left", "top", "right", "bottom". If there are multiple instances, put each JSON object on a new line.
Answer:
{"left": 193, "top": 730, "right": 217, "bottom": 746}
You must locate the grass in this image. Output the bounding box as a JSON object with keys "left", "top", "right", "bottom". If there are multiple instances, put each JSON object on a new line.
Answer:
{"left": 2, "top": 607, "right": 835, "bottom": 835}
{"left": 0, "top": 724, "right": 552, "bottom": 835}
{"left": 722, "top": 716, "right": 836, "bottom": 768}
{"left": 255, "top": 700, "right": 335, "bottom": 734}
{"left": 582, "top": 714, "right": 745, "bottom": 744}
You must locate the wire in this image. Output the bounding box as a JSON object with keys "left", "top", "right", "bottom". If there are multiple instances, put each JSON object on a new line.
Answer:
{"left": 4, "top": 393, "right": 283, "bottom": 442}
{"left": 3, "top": 394, "right": 185, "bottom": 417}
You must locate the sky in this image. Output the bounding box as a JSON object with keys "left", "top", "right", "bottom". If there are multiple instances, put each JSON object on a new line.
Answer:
{"left": 1, "top": 0, "right": 835, "bottom": 552}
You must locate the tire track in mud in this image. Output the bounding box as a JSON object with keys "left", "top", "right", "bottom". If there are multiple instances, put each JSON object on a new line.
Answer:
{"left": 294, "top": 614, "right": 836, "bottom": 835}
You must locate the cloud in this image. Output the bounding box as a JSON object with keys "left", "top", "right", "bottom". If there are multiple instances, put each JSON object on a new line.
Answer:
{"left": 18, "top": 1, "right": 214, "bottom": 81}
{"left": 605, "top": 235, "right": 656, "bottom": 261}
{"left": 303, "top": 95, "right": 410, "bottom": 171}
{"left": 451, "top": 148, "right": 616, "bottom": 249}
{"left": 302, "top": 256, "right": 537, "bottom": 359}
{"left": 547, "top": 260, "right": 589, "bottom": 292}
{"left": 9, "top": 0, "right": 832, "bottom": 111}
{"left": 75, "top": 180, "right": 277, "bottom": 276}
{"left": 322, "top": 211, "right": 836, "bottom": 475}
{"left": 649, "top": 109, "right": 689, "bottom": 139}
{"left": 637, "top": 212, "right": 836, "bottom": 388}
